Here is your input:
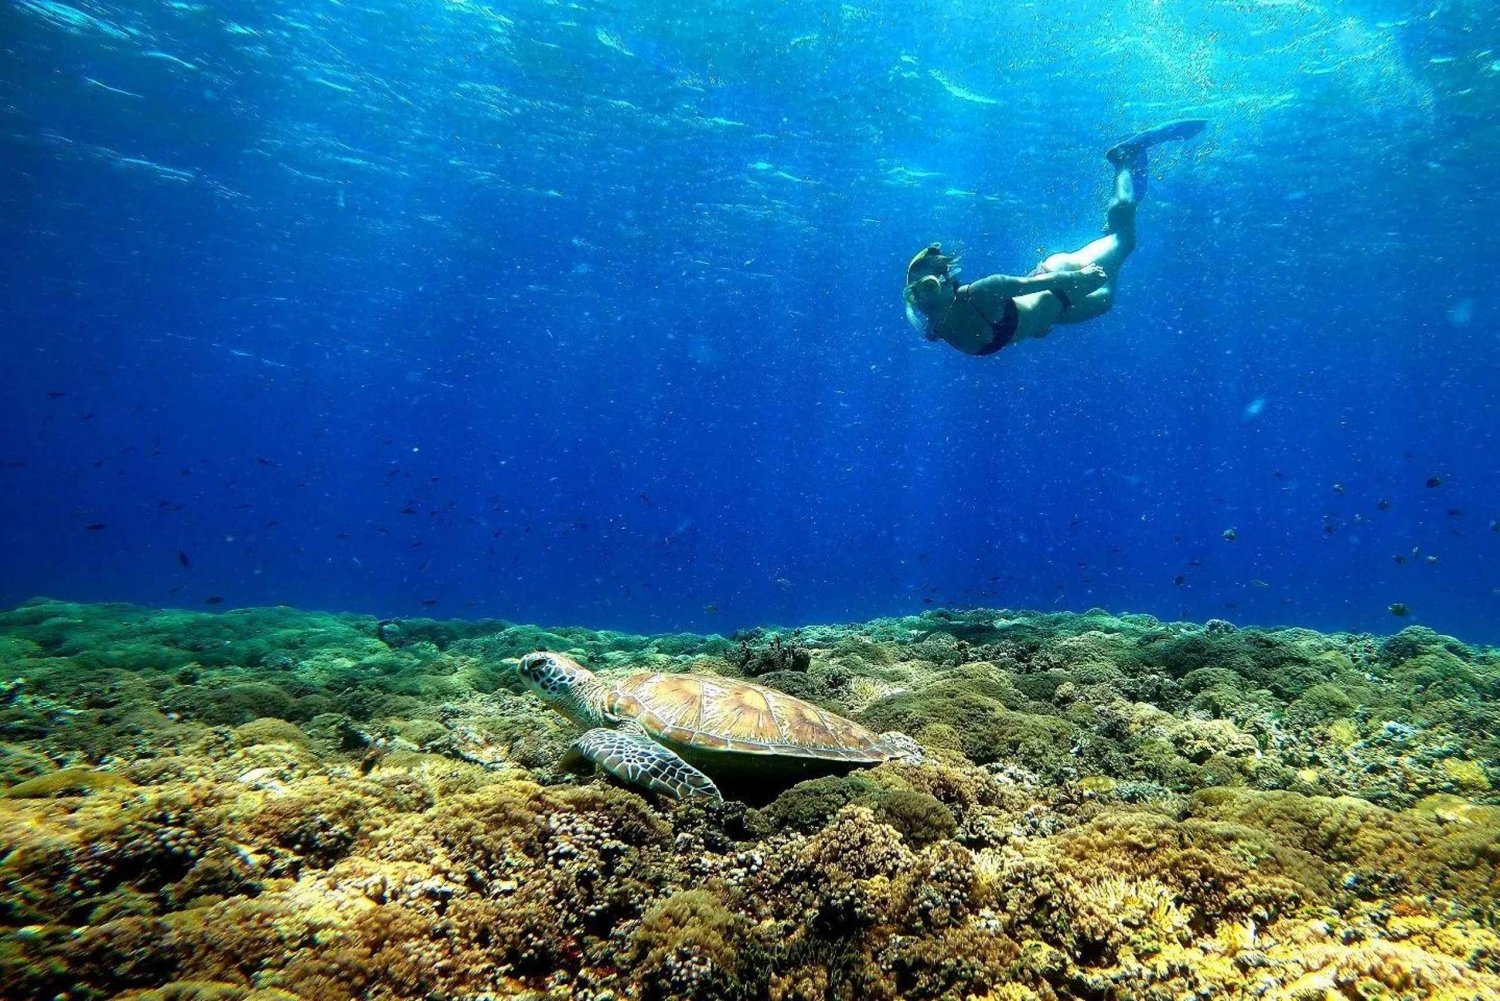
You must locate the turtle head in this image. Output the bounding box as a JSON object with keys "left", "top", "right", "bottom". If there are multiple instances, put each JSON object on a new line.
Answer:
{"left": 518, "top": 651, "right": 610, "bottom": 728}
{"left": 878, "top": 731, "right": 926, "bottom": 766}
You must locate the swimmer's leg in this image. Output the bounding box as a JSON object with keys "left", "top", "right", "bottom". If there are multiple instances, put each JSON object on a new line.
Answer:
{"left": 1027, "top": 156, "right": 1140, "bottom": 325}
{"left": 1030, "top": 121, "right": 1206, "bottom": 330}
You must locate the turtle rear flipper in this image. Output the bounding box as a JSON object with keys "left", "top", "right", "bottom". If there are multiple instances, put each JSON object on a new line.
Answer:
{"left": 567, "top": 726, "right": 722, "bottom": 802}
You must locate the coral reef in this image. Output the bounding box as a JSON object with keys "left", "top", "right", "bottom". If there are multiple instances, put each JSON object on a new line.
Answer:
{"left": 1, "top": 598, "right": 1497, "bottom": 1000}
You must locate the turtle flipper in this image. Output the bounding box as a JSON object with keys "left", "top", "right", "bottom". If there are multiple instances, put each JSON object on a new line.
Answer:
{"left": 569, "top": 727, "right": 722, "bottom": 802}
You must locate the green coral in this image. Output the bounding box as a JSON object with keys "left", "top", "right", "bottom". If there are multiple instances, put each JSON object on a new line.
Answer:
{"left": 2, "top": 600, "right": 1499, "bottom": 1001}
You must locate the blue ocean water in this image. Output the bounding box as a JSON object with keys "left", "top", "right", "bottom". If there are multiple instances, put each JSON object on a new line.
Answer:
{"left": 1, "top": 0, "right": 1496, "bottom": 639}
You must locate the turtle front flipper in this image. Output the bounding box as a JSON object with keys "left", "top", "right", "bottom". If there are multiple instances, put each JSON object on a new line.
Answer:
{"left": 567, "top": 726, "right": 722, "bottom": 802}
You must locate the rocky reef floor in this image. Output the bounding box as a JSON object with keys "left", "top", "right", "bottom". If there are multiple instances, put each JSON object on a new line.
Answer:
{"left": 1, "top": 598, "right": 1498, "bottom": 1001}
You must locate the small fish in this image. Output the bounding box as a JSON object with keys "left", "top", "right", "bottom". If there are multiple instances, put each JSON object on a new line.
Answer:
{"left": 420, "top": 598, "right": 438, "bottom": 607}
{"left": 255, "top": 456, "right": 274, "bottom": 466}
{"left": 1491, "top": 520, "right": 1499, "bottom": 533}
{"left": 1377, "top": 499, "right": 1390, "bottom": 511}
{"left": 1221, "top": 528, "right": 1237, "bottom": 541}
{"left": 177, "top": 550, "right": 191, "bottom": 568}
{"left": 1425, "top": 555, "right": 1439, "bottom": 565}
{"left": 1173, "top": 574, "right": 1186, "bottom": 586}
{"left": 46, "top": 390, "right": 67, "bottom": 400}
{"left": 1388, "top": 602, "right": 1410, "bottom": 617}
{"left": 1332, "top": 483, "right": 1345, "bottom": 494}
{"left": 85, "top": 522, "right": 107, "bottom": 531}
{"left": 1250, "top": 580, "right": 1269, "bottom": 588}
{"left": 1394, "top": 554, "right": 1408, "bottom": 565}
{"left": 1426, "top": 475, "right": 1443, "bottom": 488}
{"left": 703, "top": 603, "right": 720, "bottom": 615}
{"left": 1447, "top": 509, "right": 1463, "bottom": 518}
{"left": 638, "top": 493, "right": 654, "bottom": 506}
{"left": 204, "top": 595, "right": 224, "bottom": 605}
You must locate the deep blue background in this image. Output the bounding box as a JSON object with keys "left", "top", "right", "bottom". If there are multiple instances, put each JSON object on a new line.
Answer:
{"left": 2, "top": 0, "right": 1498, "bottom": 638}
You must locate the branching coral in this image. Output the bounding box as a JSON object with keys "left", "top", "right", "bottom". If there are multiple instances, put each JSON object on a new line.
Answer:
{"left": 2, "top": 601, "right": 1498, "bottom": 1001}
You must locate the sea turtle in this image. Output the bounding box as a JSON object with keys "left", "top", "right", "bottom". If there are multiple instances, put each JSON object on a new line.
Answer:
{"left": 517, "top": 651, "right": 923, "bottom": 801}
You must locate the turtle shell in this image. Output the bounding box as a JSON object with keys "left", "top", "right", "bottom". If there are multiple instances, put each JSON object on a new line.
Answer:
{"left": 607, "top": 672, "right": 894, "bottom": 763}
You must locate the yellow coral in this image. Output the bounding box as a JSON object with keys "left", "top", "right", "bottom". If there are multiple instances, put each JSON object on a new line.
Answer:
{"left": 1325, "top": 718, "right": 1359, "bottom": 748}
{"left": 1438, "top": 757, "right": 1490, "bottom": 793}
{"left": 966, "top": 985, "right": 1040, "bottom": 1001}
{"left": 1272, "top": 938, "right": 1500, "bottom": 999}
{"left": 1065, "top": 873, "right": 1193, "bottom": 957}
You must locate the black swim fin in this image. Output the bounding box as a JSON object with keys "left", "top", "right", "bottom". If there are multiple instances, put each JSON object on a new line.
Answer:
{"left": 1106, "top": 118, "right": 1208, "bottom": 163}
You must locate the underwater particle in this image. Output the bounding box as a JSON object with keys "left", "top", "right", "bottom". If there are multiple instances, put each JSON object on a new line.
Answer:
{"left": 1447, "top": 297, "right": 1475, "bottom": 326}
{"left": 1388, "top": 602, "right": 1410, "bottom": 617}
{"left": 204, "top": 595, "right": 223, "bottom": 605}
{"left": 85, "top": 522, "right": 107, "bottom": 530}
{"left": 177, "top": 549, "right": 191, "bottom": 568}
{"left": 1221, "top": 528, "right": 1237, "bottom": 541}
{"left": 1426, "top": 475, "right": 1443, "bottom": 488}
{"left": 1378, "top": 498, "right": 1391, "bottom": 510}
{"left": 1242, "top": 396, "right": 1266, "bottom": 419}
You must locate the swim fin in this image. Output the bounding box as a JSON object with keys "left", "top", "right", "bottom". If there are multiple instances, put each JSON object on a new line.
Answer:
{"left": 1106, "top": 118, "right": 1208, "bottom": 163}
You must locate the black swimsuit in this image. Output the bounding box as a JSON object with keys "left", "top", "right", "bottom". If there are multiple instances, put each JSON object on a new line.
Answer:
{"left": 957, "top": 287, "right": 1018, "bottom": 355}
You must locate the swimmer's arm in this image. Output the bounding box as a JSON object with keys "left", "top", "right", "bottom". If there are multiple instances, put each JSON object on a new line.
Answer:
{"left": 968, "top": 271, "right": 1095, "bottom": 301}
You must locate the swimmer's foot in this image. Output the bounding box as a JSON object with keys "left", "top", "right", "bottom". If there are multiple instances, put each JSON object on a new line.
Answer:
{"left": 1106, "top": 117, "right": 1208, "bottom": 164}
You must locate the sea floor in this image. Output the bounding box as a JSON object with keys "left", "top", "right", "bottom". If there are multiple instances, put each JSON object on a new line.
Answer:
{"left": 0, "top": 598, "right": 1497, "bottom": 1000}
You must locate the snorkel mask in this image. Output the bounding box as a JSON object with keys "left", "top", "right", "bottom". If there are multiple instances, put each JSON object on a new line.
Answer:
{"left": 903, "top": 243, "right": 957, "bottom": 339}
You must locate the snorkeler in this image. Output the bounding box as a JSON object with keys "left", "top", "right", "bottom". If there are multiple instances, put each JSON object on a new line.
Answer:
{"left": 903, "top": 118, "right": 1207, "bottom": 356}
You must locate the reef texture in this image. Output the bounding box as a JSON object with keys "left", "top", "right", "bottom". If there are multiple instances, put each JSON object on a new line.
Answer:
{"left": 1, "top": 599, "right": 1498, "bottom": 1001}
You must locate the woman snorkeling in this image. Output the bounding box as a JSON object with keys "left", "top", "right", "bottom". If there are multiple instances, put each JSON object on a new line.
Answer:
{"left": 903, "top": 118, "right": 1207, "bottom": 356}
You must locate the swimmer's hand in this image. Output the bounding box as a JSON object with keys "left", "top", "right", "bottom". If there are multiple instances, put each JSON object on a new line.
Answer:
{"left": 1055, "top": 264, "right": 1108, "bottom": 294}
